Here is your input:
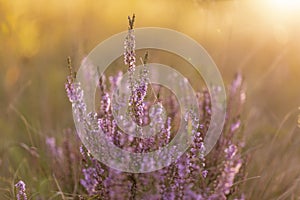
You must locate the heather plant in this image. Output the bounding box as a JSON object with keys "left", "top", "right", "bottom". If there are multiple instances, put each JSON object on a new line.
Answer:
{"left": 62, "top": 15, "right": 248, "bottom": 200}
{"left": 1, "top": 2, "right": 299, "bottom": 200}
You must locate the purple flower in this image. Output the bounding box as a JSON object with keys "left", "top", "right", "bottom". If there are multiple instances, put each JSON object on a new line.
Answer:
{"left": 15, "top": 180, "right": 27, "bottom": 200}
{"left": 124, "top": 28, "right": 136, "bottom": 74}
{"left": 224, "top": 144, "right": 237, "bottom": 160}
{"left": 124, "top": 14, "right": 136, "bottom": 74}
{"left": 230, "top": 119, "right": 241, "bottom": 133}
{"left": 81, "top": 167, "right": 98, "bottom": 195}
{"left": 45, "top": 136, "right": 63, "bottom": 160}
{"left": 65, "top": 77, "right": 87, "bottom": 123}
{"left": 63, "top": 15, "right": 248, "bottom": 200}
{"left": 109, "top": 71, "right": 123, "bottom": 94}
{"left": 202, "top": 170, "right": 208, "bottom": 178}
{"left": 212, "top": 145, "right": 242, "bottom": 198}
{"left": 149, "top": 102, "right": 166, "bottom": 134}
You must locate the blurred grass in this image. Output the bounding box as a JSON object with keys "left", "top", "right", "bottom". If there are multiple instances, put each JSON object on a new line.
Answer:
{"left": 0, "top": 0, "right": 300, "bottom": 199}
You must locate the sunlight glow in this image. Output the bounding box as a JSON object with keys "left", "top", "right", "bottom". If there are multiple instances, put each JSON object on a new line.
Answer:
{"left": 269, "top": 0, "right": 300, "bottom": 12}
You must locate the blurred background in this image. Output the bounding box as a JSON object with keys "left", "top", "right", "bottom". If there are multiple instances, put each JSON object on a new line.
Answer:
{"left": 0, "top": 0, "right": 299, "bottom": 198}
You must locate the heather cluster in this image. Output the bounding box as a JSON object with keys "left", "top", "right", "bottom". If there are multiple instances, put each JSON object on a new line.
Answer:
{"left": 60, "top": 15, "right": 248, "bottom": 199}
{"left": 13, "top": 15, "right": 247, "bottom": 199}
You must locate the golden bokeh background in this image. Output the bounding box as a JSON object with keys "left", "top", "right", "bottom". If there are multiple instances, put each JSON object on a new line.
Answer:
{"left": 0, "top": 0, "right": 299, "bottom": 198}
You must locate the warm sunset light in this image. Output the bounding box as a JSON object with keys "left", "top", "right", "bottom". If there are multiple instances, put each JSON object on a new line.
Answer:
{"left": 274, "top": 0, "right": 300, "bottom": 7}
{"left": 268, "top": 0, "right": 300, "bottom": 12}
{"left": 1, "top": 0, "right": 300, "bottom": 199}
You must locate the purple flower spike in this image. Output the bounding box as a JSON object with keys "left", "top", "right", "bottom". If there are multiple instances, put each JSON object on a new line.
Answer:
{"left": 15, "top": 180, "right": 27, "bottom": 200}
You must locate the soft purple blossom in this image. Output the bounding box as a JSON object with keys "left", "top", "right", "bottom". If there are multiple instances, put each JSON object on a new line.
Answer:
{"left": 62, "top": 15, "right": 247, "bottom": 200}
{"left": 212, "top": 145, "right": 242, "bottom": 198}
{"left": 80, "top": 167, "right": 99, "bottom": 195}
{"left": 65, "top": 76, "right": 87, "bottom": 123}
{"left": 124, "top": 14, "right": 136, "bottom": 97}
{"left": 109, "top": 71, "right": 123, "bottom": 94}
{"left": 124, "top": 27, "right": 136, "bottom": 73}
{"left": 149, "top": 102, "right": 166, "bottom": 134}
{"left": 45, "top": 136, "right": 63, "bottom": 159}
{"left": 230, "top": 119, "right": 241, "bottom": 133}
{"left": 15, "top": 180, "right": 27, "bottom": 200}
